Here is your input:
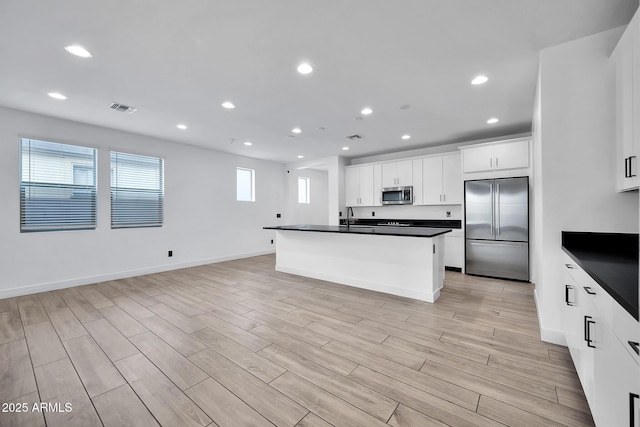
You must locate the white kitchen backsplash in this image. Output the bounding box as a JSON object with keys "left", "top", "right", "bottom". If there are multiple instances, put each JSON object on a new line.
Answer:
{"left": 351, "top": 204, "right": 462, "bottom": 220}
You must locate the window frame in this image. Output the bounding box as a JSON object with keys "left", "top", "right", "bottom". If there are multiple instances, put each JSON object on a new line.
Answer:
{"left": 236, "top": 167, "right": 255, "bottom": 202}
{"left": 298, "top": 176, "right": 310, "bottom": 204}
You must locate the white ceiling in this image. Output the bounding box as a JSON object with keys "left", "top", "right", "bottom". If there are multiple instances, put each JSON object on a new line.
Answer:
{"left": 0, "top": 0, "right": 637, "bottom": 163}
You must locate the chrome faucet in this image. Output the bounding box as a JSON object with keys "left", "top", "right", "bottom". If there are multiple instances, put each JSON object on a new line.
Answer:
{"left": 346, "top": 206, "right": 354, "bottom": 227}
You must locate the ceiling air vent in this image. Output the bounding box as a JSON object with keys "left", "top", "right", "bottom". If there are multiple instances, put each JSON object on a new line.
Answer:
{"left": 109, "top": 103, "right": 138, "bottom": 114}
{"left": 346, "top": 134, "right": 362, "bottom": 140}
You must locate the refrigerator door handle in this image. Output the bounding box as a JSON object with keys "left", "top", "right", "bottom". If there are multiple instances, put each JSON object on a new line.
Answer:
{"left": 468, "top": 241, "right": 524, "bottom": 248}
{"left": 490, "top": 184, "right": 494, "bottom": 236}
{"left": 495, "top": 183, "right": 500, "bottom": 236}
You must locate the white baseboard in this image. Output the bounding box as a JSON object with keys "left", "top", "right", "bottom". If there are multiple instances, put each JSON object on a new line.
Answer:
{"left": 533, "top": 287, "right": 566, "bottom": 346}
{"left": 0, "top": 249, "right": 275, "bottom": 299}
{"left": 275, "top": 265, "right": 438, "bottom": 303}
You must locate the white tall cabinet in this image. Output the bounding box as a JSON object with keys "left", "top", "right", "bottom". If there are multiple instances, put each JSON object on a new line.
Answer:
{"left": 612, "top": 9, "right": 640, "bottom": 191}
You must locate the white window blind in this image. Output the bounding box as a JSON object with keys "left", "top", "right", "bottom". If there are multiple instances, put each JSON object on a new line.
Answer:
{"left": 298, "top": 177, "right": 310, "bottom": 204}
{"left": 20, "top": 138, "right": 97, "bottom": 232}
{"left": 111, "top": 152, "right": 164, "bottom": 228}
{"left": 237, "top": 167, "right": 255, "bottom": 201}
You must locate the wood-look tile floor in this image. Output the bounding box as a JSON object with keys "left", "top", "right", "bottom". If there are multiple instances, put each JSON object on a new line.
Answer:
{"left": 0, "top": 254, "right": 594, "bottom": 427}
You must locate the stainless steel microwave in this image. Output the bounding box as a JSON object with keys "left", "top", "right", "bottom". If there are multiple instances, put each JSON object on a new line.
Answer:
{"left": 382, "top": 186, "right": 413, "bottom": 205}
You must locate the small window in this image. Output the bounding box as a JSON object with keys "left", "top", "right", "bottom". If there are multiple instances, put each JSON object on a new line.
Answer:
{"left": 298, "top": 177, "right": 310, "bottom": 204}
{"left": 111, "top": 152, "right": 164, "bottom": 228}
{"left": 237, "top": 167, "right": 255, "bottom": 202}
{"left": 20, "top": 138, "right": 97, "bottom": 232}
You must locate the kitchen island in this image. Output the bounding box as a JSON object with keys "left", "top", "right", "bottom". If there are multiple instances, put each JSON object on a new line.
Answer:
{"left": 263, "top": 225, "right": 451, "bottom": 303}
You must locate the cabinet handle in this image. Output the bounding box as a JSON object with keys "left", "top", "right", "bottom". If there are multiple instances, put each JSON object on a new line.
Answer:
{"left": 490, "top": 158, "right": 493, "bottom": 168}
{"left": 584, "top": 315, "right": 595, "bottom": 348}
{"left": 631, "top": 156, "right": 637, "bottom": 177}
{"left": 626, "top": 157, "right": 630, "bottom": 178}
{"left": 583, "top": 286, "right": 596, "bottom": 295}
{"left": 443, "top": 194, "right": 446, "bottom": 202}
{"left": 565, "top": 285, "right": 575, "bottom": 306}
{"left": 565, "top": 263, "right": 576, "bottom": 269}
{"left": 439, "top": 194, "right": 442, "bottom": 202}
{"left": 495, "top": 157, "right": 499, "bottom": 168}
{"left": 631, "top": 393, "right": 639, "bottom": 427}
{"left": 629, "top": 341, "right": 640, "bottom": 356}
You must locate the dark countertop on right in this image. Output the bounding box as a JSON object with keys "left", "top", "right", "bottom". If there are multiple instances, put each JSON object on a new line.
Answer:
{"left": 562, "top": 231, "right": 638, "bottom": 320}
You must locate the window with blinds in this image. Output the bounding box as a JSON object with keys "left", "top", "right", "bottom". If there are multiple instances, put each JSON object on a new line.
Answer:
{"left": 110, "top": 151, "right": 164, "bottom": 228}
{"left": 20, "top": 138, "right": 97, "bottom": 232}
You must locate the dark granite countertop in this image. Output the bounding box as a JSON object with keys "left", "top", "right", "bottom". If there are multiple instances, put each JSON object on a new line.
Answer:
{"left": 264, "top": 224, "right": 452, "bottom": 238}
{"left": 562, "top": 231, "right": 638, "bottom": 320}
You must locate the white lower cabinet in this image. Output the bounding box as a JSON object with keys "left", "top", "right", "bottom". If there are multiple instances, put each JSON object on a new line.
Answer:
{"left": 610, "top": 338, "right": 640, "bottom": 427}
{"left": 562, "top": 254, "right": 639, "bottom": 426}
{"left": 443, "top": 231, "right": 463, "bottom": 269}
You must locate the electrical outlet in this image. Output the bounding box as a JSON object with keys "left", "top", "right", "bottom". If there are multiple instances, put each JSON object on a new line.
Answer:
{"left": 276, "top": 213, "right": 281, "bottom": 218}
{"left": 371, "top": 211, "right": 375, "bottom": 217}
{"left": 339, "top": 211, "right": 342, "bottom": 217}
{"left": 168, "top": 250, "right": 173, "bottom": 257}
{"left": 270, "top": 239, "right": 274, "bottom": 244}
{"left": 446, "top": 211, "right": 451, "bottom": 218}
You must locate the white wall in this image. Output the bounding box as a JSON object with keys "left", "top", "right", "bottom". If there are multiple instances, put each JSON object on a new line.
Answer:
{"left": 533, "top": 27, "right": 639, "bottom": 344}
{"left": 284, "top": 167, "right": 329, "bottom": 224}
{"left": 0, "top": 107, "right": 286, "bottom": 298}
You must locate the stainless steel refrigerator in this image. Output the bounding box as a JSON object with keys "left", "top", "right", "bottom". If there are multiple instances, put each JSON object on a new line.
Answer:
{"left": 464, "top": 177, "right": 529, "bottom": 281}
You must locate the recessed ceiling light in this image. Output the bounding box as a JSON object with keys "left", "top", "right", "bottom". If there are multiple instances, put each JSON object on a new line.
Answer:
{"left": 342, "top": 146, "right": 350, "bottom": 151}
{"left": 221, "top": 101, "right": 235, "bottom": 109}
{"left": 399, "top": 104, "right": 411, "bottom": 110}
{"left": 361, "top": 107, "right": 373, "bottom": 115}
{"left": 472, "top": 75, "right": 488, "bottom": 85}
{"left": 292, "top": 127, "right": 301, "bottom": 134}
{"left": 176, "top": 124, "right": 187, "bottom": 130}
{"left": 48, "top": 92, "right": 67, "bottom": 100}
{"left": 64, "top": 45, "right": 92, "bottom": 58}
{"left": 243, "top": 141, "right": 252, "bottom": 146}
{"left": 487, "top": 117, "right": 499, "bottom": 124}
{"left": 297, "top": 63, "right": 313, "bottom": 75}
{"left": 297, "top": 155, "right": 304, "bottom": 159}
{"left": 401, "top": 134, "right": 411, "bottom": 140}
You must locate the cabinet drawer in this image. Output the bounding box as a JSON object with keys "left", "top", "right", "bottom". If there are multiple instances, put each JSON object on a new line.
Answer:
{"left": 566, "top": 262, "right": 613, "bottom": 326}
{"left": 614, "top": 302, "right": 640, "bottom": 362}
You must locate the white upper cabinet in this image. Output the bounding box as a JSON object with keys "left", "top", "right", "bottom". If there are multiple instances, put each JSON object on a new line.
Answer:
{"left": 461, "top": 145, "right": 495, "bottom": 173}
{"left": 411, "top": 159, "right": 423, "bottom": 205}
{"left": 422, "top": 156, "right": 443, "bottom": 204}
{"left": 613, "top": 9, "right": 640, "bottom": 191}
{"left": 442, "top": 153, "right": 462, "bottom": 204}
{"left": 373, "top": 163, "right": 383, "bottom": 206}
{"left": 461, "top": 138, "right": 530, "bottom": 175}
{"left": 345, "top": 164, "right": 374, "bottom": 206}
{"left": 382, "top": 160, "right": 413, "bottom": 187}
{"left": 422, "top": 153, "right": 462, "bottom": 205}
